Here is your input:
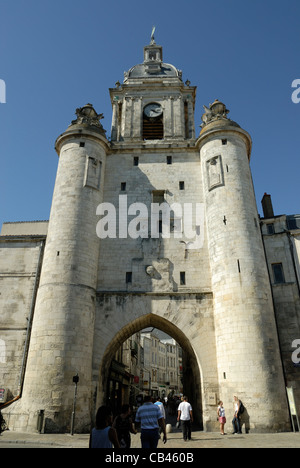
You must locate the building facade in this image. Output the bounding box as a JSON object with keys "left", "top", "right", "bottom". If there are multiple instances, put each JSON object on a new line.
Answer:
{"left": 0, "top": 36, "right": 299, "bottom": 433}
{"left": 140, "top": 332, "right": 182, "bottom": 398}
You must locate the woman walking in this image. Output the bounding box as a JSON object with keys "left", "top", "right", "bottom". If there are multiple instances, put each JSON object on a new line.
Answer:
{"left": 89, "top": 406, "right": 120, "bottom": 448}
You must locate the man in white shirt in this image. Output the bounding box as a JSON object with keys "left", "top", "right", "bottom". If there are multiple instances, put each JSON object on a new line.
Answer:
{"left": 177, "top": 396, "right": 193, "bottom": 441}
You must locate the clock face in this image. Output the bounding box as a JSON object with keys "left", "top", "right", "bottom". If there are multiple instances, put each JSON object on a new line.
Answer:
{"left": 144, "top": 103, "right": 162, "bottom": 118}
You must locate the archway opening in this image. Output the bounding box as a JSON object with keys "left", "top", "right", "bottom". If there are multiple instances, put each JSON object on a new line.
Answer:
{"left": 97, "top": 314, "right": 203, "bottom": 429}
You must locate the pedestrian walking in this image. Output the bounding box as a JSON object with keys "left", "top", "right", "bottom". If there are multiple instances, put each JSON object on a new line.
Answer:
{"left": 154, "top": 397, "right": 166, "bottom": 435}
{"left": 113, "top": 404, "right": 137, "bottom": 448}
{"left": 89, "top": 406, "right": 120, "bottom": 448}
{"left": 0, "top": 410, "right": 7, "bottom": 435}
{"left": 217, "top": 401, "right": 226, "bottom": 435}
{"left": 135, "top": 395, "right": 167, "bottom": 448}
{"left": 232, "top": 396, "right": 242, "bottom": 434}
{"left": 154, "top": 397, "right": 166, "bottom": 420}
{"left": 177, "top": 396, "right": 193, "bottom": 441}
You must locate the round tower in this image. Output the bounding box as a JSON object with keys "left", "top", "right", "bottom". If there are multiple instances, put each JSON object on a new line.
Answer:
{"left": 15, "top": 105, "right": 108, "bottom": 432}
{"left": 197, "top": 101, "right": 290, "bottom": 432}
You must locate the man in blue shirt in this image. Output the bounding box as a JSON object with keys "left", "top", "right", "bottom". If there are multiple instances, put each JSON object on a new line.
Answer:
{"left": 135, "top": 395, "right": 167, "bottom": 448}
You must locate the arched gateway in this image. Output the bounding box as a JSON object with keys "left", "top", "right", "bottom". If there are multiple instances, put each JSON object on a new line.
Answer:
{"left": 4, "top": 36, "right": 291, "bottom": 433}
{"left": 95, "top": 295, "right": 214, "bottom": 431}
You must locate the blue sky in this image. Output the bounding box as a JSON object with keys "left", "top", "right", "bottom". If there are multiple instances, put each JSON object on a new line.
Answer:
{"left": 1, "top": 0, "right": 299, "bottom": 229}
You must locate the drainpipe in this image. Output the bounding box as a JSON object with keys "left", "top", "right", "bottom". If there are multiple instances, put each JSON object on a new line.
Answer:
{"left": 0, "top": 239, "right": 45, "bottom": 410}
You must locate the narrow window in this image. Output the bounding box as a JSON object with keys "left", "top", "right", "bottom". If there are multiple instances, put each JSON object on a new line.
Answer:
{"left": 158, "top": 220, "right": 163, "bottom": 234}
{"left": 133, "top": 157, "right": 139, "bottom": 166}
{"left": 126, "top": 272, "right": 132, "bottom": 283}
{"left": 267, "top": 223, "right": 275, "bottom": 235}
{"left": 179, "top": 181, "right": 185, "bottom": 190}
{"left": 121, "top": 182, "right": 126, "bottom": 191}
{"left": 272, "top": 263, "right": 285, "bottom": 284}
{"left": 180, "top": 272, "right": 186, "bottom": 285}
{"left": 167, "top": 156, "right": 172, "bottom": 165}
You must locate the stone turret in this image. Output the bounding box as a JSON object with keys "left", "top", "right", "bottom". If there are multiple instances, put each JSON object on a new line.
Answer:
{"left": 10, "top": 105, "right": 109, "bottom": 432}
{"left": 197, "top": 100, "right": 290, "bottom": 431}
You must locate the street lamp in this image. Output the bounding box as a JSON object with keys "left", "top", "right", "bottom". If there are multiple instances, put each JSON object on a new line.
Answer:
{"left": 70, "top": 373, "right": 79, "bottom": 436}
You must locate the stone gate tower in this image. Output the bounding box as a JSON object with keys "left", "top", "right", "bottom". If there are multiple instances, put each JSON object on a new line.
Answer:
{"left": 5, "top": 36, "right": 291, "bottom": 433}
{"left": 8, "top": 105, "right": 109, "bottom": 432}
{"left": 198, "top": 101, "right": 290, "bottom": 430}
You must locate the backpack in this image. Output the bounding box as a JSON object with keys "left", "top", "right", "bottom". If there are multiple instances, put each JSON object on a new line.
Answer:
{"left": 239, "top": 401, "right": 245, "bottom": 415}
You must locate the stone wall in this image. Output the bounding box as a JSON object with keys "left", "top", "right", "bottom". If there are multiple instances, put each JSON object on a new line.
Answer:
{"left": 0, "top": 237, "right": 44, "bottom": 399}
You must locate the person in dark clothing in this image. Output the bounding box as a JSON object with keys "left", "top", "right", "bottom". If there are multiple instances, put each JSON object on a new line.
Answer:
{"left": 0, "top": 410, "right": 7, "bottom": 435}
{"left": 232, "top": 396, "right": 242, "bottom": 434}
{"left": 113, "top": 404, "right": 137, "bottom": 448}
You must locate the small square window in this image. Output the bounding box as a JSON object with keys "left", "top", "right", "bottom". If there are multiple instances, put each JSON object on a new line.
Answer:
{"left": 80, "top": 142, "right": 85, "bottom": 147}
{"left": 272, "top": 263, "right": 285, "bottom": 284}
{"left": 152, "top": 190, "right": 165, "bottom": 204}
{"left": 222, "top": 139, "right": 227, "bottom": 145}
{"left": 179, "top": 181, "right": 185, "bottom": 190}
{"left": 121, "top": 182, "right": 126, "bottom": 191}
{"left": 267, "top": 224, "right": 275, "bottom": 235}
{"left": 126, "top": 272, "right": 132, "bottom": 283}
{"left": 180, "top": 272, "right": 186, "bottom": 285}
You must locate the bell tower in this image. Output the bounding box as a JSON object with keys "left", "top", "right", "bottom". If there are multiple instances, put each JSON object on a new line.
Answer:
{"left": 110, "top": 37, "right": 196, "bottom": 143}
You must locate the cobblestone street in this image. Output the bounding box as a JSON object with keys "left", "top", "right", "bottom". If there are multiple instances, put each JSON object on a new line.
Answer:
{"left": 1, "top": 430, "right": 300, "bottom": 449}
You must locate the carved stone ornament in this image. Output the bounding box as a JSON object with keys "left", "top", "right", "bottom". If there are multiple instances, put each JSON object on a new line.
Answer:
{"left": 70, "top": 103, "right": 106, "bottom": 134}
{"left": 200, "top": 99, "right": 230, "bottom": 128}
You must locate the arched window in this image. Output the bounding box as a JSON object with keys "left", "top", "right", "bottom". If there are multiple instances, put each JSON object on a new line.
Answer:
{"left": 143, "top": 103, "right": 164, "bottom": 140}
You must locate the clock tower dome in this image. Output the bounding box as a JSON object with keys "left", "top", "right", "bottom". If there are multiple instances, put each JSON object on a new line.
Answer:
{"left": 110, "top": 37, "right": 196, "bottom": 143}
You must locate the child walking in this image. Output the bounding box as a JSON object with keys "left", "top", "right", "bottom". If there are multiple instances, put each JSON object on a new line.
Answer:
{"left": 217, "top": 401, "right": 226, "bottom": 435}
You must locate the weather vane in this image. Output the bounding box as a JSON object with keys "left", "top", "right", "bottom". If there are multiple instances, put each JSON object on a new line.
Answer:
{"left": 150, "top": 25, "right": 156, "bottom": 44}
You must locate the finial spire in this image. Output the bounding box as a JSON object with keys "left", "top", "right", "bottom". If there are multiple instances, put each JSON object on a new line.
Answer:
{"left": 150, "top": 25, "right": 156, "bottom": 44}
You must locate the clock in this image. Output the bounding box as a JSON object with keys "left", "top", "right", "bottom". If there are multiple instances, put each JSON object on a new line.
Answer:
{"left": 144, "top": 103, "right": 163, "bottom": 118}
